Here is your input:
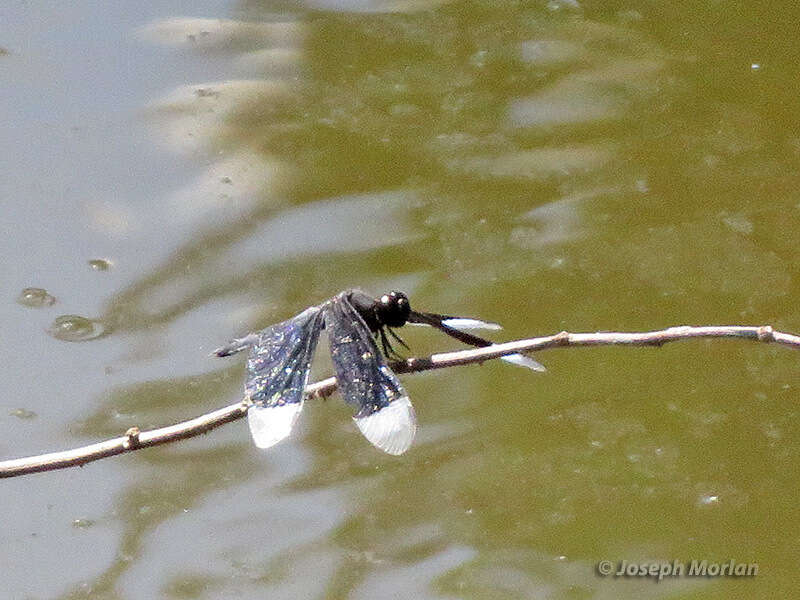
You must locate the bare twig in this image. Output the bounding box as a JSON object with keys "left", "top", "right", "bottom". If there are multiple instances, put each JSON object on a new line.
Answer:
{"left": 2, "top": 324, "right": 798, "bottom": 478}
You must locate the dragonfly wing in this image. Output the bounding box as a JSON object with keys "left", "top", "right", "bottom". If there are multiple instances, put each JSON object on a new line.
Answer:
{"left": 405, "top": 317, "right": 501, "bottom": 331}
{"left": 325, "top": 294, "right": 416, "bottom": 455}
{"left": 248, "top": 403, "right": 304, "bottom": 450}
{"left": 440, "top": 317, "right": 502, "bottom": 331}
{"left": 245, "top": 306, "right": 324, "bottom": 449}
{"left": 496, "top": 353, "right": 547, "bottom": 372}
{"left": 212, "top": 332, "right": 261, "bottom": 357}
{"left": 408, "top": 310, "right": 546, "bottom": 372}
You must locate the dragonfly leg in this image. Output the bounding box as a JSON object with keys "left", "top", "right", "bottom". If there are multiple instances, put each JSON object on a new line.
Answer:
{"left": 386, "top": 327, "right": 409, "bottom": 351}
{"left": 378, "top": 328, "right": 402, "bottom": 360}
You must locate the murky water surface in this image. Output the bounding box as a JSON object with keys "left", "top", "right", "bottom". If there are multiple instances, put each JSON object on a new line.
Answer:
{"left": 2, "top": 1, "right": 800, "bottom": 598}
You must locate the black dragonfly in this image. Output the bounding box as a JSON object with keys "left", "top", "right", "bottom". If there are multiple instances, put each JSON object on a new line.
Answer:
{"left": 214, "top": 290, "right": 545, "bottom": 455}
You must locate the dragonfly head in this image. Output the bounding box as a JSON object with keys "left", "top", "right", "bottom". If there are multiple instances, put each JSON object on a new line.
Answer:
{"left": 375, "top": 290, "right": 411, "bottom": 328}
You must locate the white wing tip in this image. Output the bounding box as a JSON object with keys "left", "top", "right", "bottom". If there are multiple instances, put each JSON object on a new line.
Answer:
{"left": 502, "top": 353, "right": 547, "bottom": 372}
{"left": 442, "top": 318, "right": 502, "bottom": 331}
{"left": 248, "top": 402, "right": 303, "bottom": 449}
{"left": 354, "top": 396, "right": 417, "bottom": 455}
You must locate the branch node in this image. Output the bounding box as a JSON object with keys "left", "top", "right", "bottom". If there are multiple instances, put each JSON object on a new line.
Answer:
{"left": 553, "top": 331, "right": 570, "bottom": 344}
{"left": 307, "top": 385, "right": 329, "bottom": 401}
{"left": 123, "top": 427, "right": 140, "bottom": 449}
{"left": 405, "top": 357, "right": 434, "bottom": 371}
{"left": 757, "top": 326, "right": 775, "bottom": 342}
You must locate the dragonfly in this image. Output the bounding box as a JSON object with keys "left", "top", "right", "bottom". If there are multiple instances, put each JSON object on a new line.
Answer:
{"left": 213, "top": 290, "right": 545, "bottom": 455}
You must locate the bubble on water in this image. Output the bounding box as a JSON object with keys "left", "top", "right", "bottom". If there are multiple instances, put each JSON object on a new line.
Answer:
{"left": 9, "top": 408, "right": 37, "bottom": 419}
{"left": 88, "top": 258, "right": 113, "bottom": 271}
{"left": 72, "top": 518, "right": 95, "bottom": 529}
{"left": 17, "top": 287, "right": 56, "bottom": 308}
{"left": 698, "top": 494, "right": 720, "bottom": 506}
{"left": 47, "top": 315, "right": 106, "bottom": 342}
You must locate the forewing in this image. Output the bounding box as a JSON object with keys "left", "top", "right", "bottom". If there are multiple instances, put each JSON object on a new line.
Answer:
{"left": 325, "top": 294, "right": 416, "bottom": 455}
{"left": 408, "top": 310, "right": 546, "bottom": 372}
{"left": 245, "top": 306, "right": 324, "bottom": 448}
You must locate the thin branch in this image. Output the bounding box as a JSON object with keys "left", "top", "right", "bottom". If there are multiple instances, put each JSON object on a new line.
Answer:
{"left": 2, "top": 324, "right": 797, "bottom": 478}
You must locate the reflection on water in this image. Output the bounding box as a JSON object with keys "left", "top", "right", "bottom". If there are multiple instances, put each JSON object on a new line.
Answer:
{"left": 105, "top": 1, "right": 665, "bottom": 335}
{"left": 6, "top": 0, "right": 797, "bottom": 597}
{"left": 301, "top": 0, "right": 452, "bottom": 12}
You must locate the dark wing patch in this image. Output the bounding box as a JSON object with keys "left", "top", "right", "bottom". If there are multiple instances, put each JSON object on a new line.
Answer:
{"left": 243, "top": 306, "right": 324, "bottom": 448}
{"left": 325, "top": 294, "right": 416, "bottom": 455}
{"left": 246, "top": 306, "right": 324, "bottom": 407}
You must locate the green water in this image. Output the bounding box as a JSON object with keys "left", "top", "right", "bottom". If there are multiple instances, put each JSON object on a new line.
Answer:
{"left": 2, "top": 1, "right": 799, "bottom": 598}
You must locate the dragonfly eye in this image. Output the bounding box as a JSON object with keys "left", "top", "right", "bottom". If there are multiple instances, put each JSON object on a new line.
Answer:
{"left": 376, "top": 290, "right": 411, "bottom": 327}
